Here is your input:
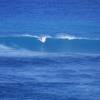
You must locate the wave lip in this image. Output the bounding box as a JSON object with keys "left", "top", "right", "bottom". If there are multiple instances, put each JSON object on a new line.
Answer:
{"left": 0, "top": 33, "right": 100, "bottom": 42}
{"left": 21, "top": 33, "right": 80, "bottom": 43}
{"left": 56, "top": 34, "right": 78, "bottom": 40}
{"left": 21, "top": 33, "right": 92, "bottom": 41}
{"left": 22, "top": 34, "right": 52, "bottom": 43}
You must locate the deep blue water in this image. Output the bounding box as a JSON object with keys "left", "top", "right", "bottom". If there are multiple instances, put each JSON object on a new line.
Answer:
{"left": 0, "top": 55, "right": 100, "bottom": 100}
{"left": 0, "top": 0, "right": 100, "bottom": 99}
{"left": 0, "top": 0, "right": 100, "bottom": 36}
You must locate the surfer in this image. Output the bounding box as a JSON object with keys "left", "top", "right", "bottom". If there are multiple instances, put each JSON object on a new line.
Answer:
{"left": 38, "top": 35, "right": 47, "bottom": 43}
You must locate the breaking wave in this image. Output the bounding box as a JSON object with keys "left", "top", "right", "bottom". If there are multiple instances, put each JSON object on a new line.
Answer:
{"left": 1, "top": 33, "right": 99, "bottom": 42}
{"left": 21, "top": 33, "right": 97, "bottom": 42}
{"left": 0, "top": 44, "right": 13, "bottom": 50}
{"left": 0, "top": 33, "right": 100, "bottom": 57}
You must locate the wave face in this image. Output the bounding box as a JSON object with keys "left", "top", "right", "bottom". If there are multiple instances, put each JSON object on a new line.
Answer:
{"left": 0, "top": 34, "right": 100, "bottom": 56}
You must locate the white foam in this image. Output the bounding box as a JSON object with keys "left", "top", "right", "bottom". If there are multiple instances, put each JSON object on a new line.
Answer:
{"left": 0, "top": 33, "right": 99, "bottom": 44}
{"left": 22, "top": 33, "right": 80, "bottom": 41}
{"left": 38, "top": 36, "right": 47, "bottom": 43}
{"left": 0, "top": 44, "right": 13, "bottom": 50}
{"left": 22, "top": 34, "right": 52, "bottom": 43}
{"left": 0, "top": 49, "right": 55, "bottom": 57}
{"left": 0, "top": 44, "right": 99, "bottom": 57}
{"left": 56, "top": 33, "right": 78, "bottom": 40}
{"left": 21, "top": 34, "right": 39, "bottom": 38}
{"left": 0, "top": 44, "right": 51, "bottom": 57}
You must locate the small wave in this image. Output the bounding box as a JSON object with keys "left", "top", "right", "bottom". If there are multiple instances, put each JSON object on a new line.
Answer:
{"left": 0, "top": 44, "right": 58, "bottom": 57}
{"left": 0, "top": 48, "right": 100, "bottom": 58}
{"left": 0, "top": 44, "right": 14, "bottom": 50}
{"left": 0, "top": 49, "right": 59, "bottom": 57}
{"left": 0, "top": 44, "right": 99, "bottom": 57}
{"left": 0, "top": 33, "right": 100, "bottom": 57}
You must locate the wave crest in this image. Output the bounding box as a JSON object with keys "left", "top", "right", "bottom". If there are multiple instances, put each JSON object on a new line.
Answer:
{"left": 0, "top": 33, "right": 99, "bottom": 43}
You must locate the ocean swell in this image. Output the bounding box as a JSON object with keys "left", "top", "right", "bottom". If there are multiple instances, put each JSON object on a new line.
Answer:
{"left": 0, "top": 34, "right": 100, "bottom": 57}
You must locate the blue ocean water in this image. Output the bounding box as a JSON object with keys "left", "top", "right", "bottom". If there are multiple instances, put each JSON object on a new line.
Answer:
{"left": 0, "top": 0, "right": 100, "bottom": 35}
{"left": 0, "top": 35, "right": 100, "bottom": 100}
{"left": 0, "top": 53, "right": 100, "bottom": 100}
{"left": 0, "top": 34, "right": 100, "bottom": 54}
{"left": 0, "top": 0, "right": 100, "bottom": 99}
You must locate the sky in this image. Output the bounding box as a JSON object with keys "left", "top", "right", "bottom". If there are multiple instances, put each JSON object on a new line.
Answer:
{"left": 0, "top": 0, "right": 100, "bottom": 36}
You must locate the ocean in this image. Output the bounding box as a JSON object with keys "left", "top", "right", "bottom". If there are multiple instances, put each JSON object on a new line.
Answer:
{"left": 0, "top": 0, "right": 100, "bottom": 99}
{"left": 0, "top": 34, "right": 100, "bottom": 100}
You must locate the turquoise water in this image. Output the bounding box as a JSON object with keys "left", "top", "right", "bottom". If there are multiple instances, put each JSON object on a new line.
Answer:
{"left": 0, "top": 35, "right": 100, "bottom": 55}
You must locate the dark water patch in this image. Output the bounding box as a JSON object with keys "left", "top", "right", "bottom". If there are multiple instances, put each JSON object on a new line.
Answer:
{"left": 0, "top": 54, "right": 100, "bottom": 99}
{"left": 0, "top": 81, "right": 95, "bottom": 100}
